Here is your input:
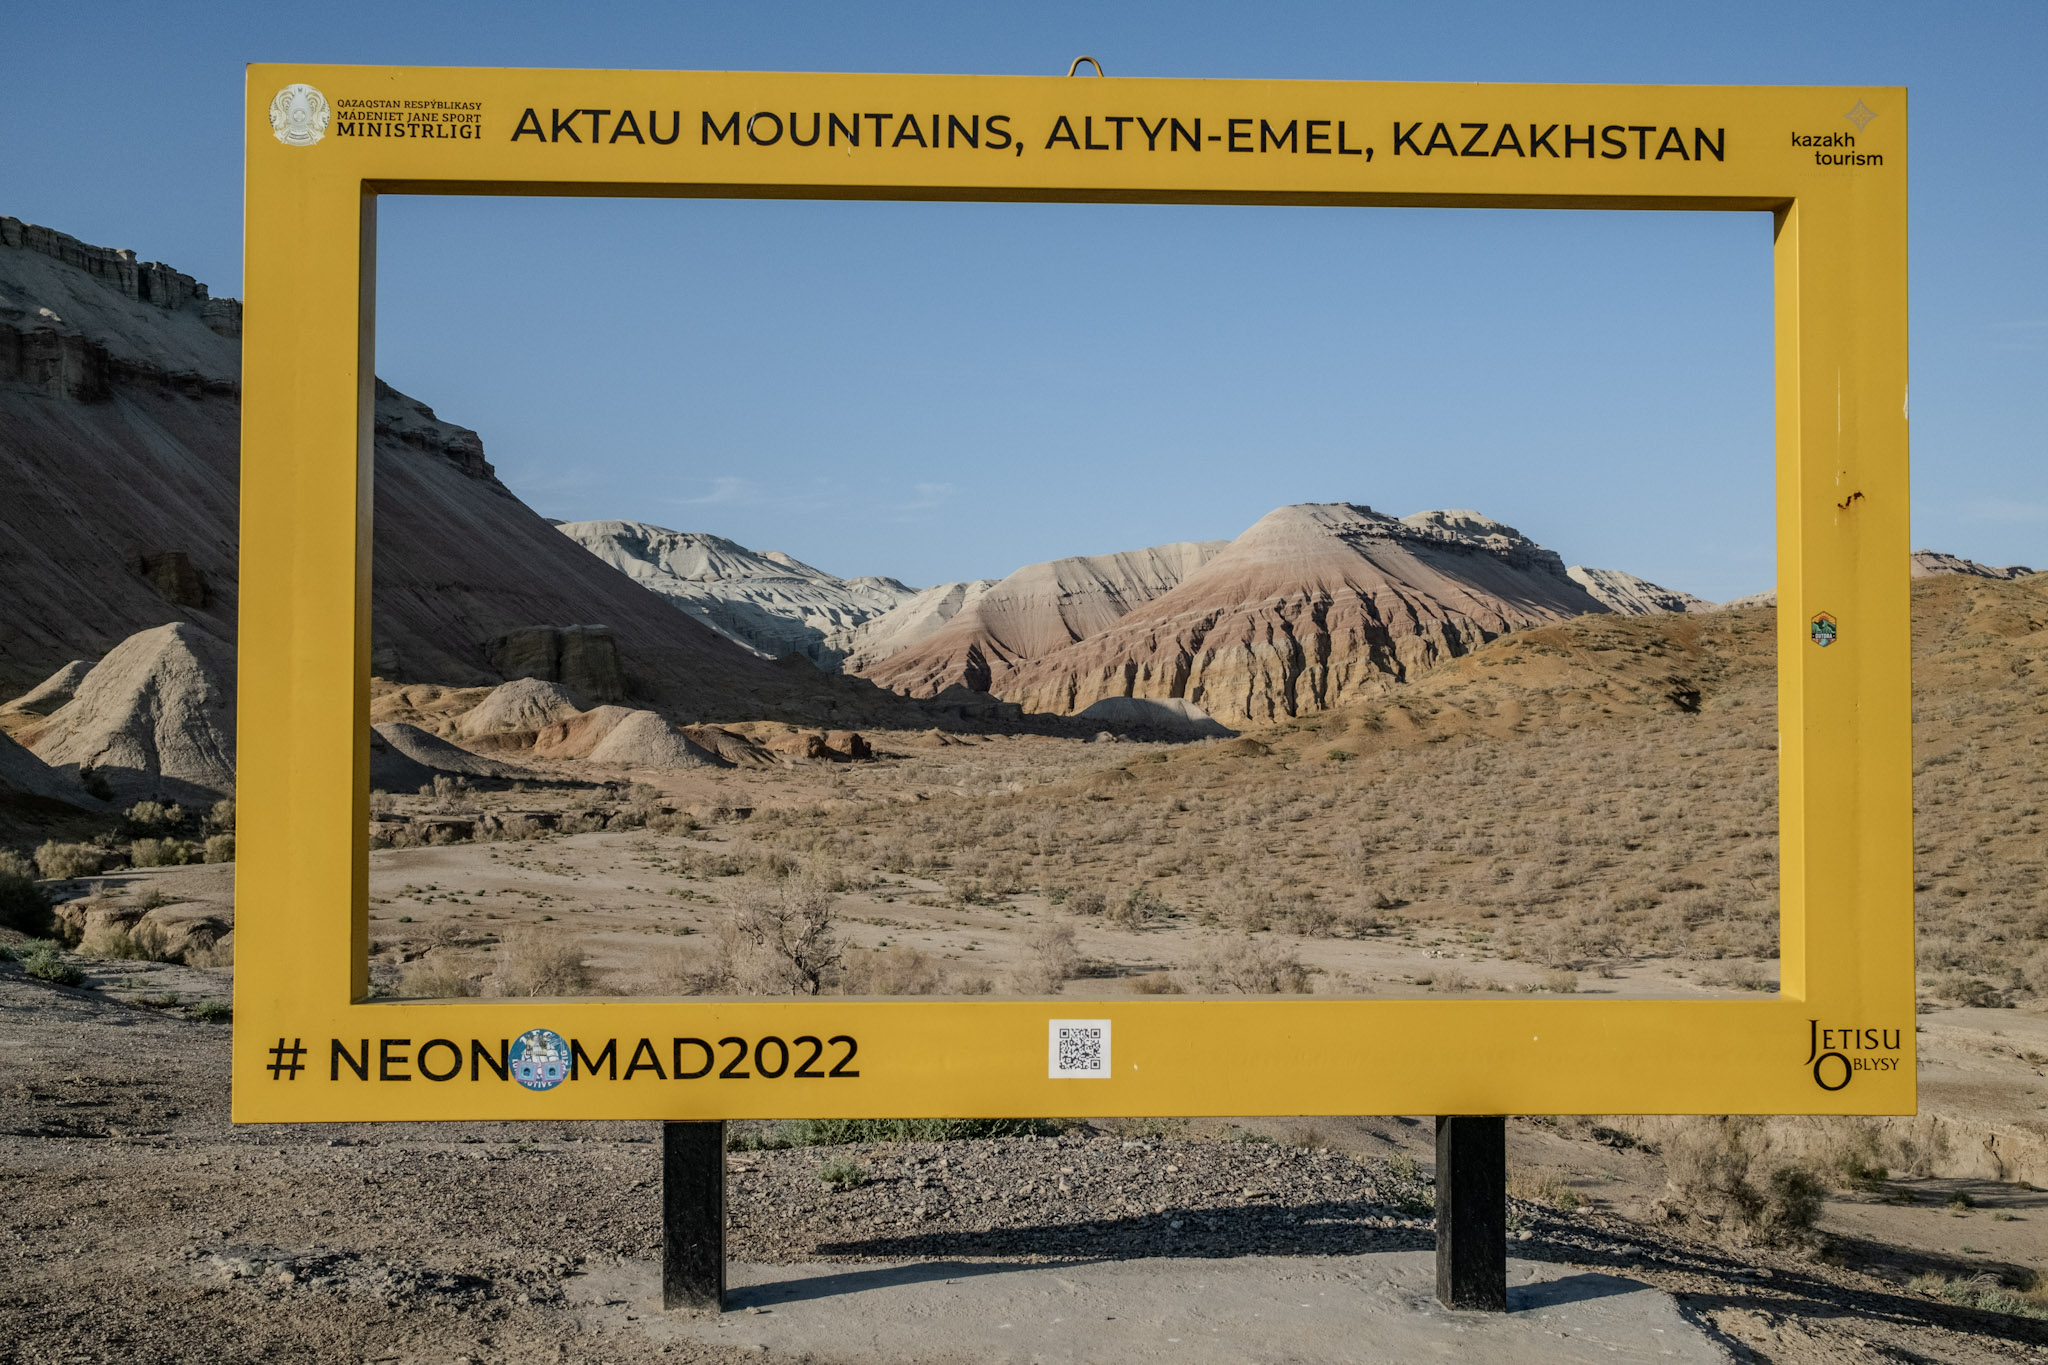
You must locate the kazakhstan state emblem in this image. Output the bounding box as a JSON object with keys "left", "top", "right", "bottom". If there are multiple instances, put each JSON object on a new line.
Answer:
{"left": 269, "top": 84, "right": 331, "bottom": 147}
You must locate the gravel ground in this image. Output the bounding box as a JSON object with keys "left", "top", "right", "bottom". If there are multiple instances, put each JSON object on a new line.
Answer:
{"left": 4, "top": 967, "right": 2047, "bottom": 1365}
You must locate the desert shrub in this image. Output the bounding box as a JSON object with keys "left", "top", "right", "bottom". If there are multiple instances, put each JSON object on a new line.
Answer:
{"left": 1929, "top": 971, "right": 2005, "bottom": 1008}
{"left": 1108, "top": 885, "right": 1168, "bottom": 931}
{"left": 191, "top": 998, "right": 232, "bottom": 1022}
{"left": 839, "top": 945, "right": 943, "bottom": 996}
{"left": 398, "top": 957, "right": 479, "bottom": 998}
{"left": 123, "top": 801, "right": 181, "bottom": 833}
{"left": 646, "top": 811, "right": 700, "bottom": 835}
{"left": 711, "top": 874, "right": 841, "bottom": 995}
{"left": 816, "top": 1157, "right": 867, "bottom": 1188}
{"left": 492, "top": 928, "right": 591, "bottom": 997}
{"left": 202, "top": 833, "right": 236, "bottom": 863}
{"left": 1066, "top": 887, "right": 1107, "bottom": 917}
{"left": 205, "top": 799, "right": 235, "bottom": 833}
{"left": 1908, "top": 1272, "right": 2048, "bottom": 1321}
{"left": 33, "top": 841, "right": 103, "bottom": 880}
{"left": 186, "top": 937, "right": 234, "bottom": 968}
{"left": 128, "top": 838, "right": 197, "bottom": 869}
{"left": 0, "top": 859, "right": 53, "bottom": 936}
{"left": 1277, "top": 894, "right": 1336, "bottom": 938}
{"left": 77, "top": 765, "right": 111, "bottom": 801}
{"left": 1183, "top": 934, "right": 1310, "bottom": 995}
{"left": 80, "top": 919, "right": 178, "bottom": 962}
{"left": 1008, "top": 918, "right": 1079, "bottom": 995}
{"left": 1508, "top": 1168, "right": 1584, "bottom": 1211}
{"left": 19, "top": 945, "right": 85, "bottom": 986}
{"left": 1540, "top": 968, "right": 1580, "bottom": 994}
{"left": 1128, "top": 970, "right": 1184, "bottom": 995}
{"left": 1656, "top": 1116, "right": 1826, "bottom": 1246}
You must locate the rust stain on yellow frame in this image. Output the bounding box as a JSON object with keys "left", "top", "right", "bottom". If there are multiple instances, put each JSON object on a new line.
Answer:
{"left": 237, "top": 66, "right": 1911, "bottom": 1123}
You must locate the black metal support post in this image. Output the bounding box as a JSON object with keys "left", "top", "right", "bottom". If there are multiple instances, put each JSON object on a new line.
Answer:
{"left": 1434, "top": 1115, "right": 1507, "bottom": 1311}
{"left": 662, "top": 1120, "right": 726, "bottom": 1314}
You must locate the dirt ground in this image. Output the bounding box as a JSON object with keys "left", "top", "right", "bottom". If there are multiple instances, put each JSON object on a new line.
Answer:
{"left": 4, "top": 967, "right": 2047, "bottom": 1364}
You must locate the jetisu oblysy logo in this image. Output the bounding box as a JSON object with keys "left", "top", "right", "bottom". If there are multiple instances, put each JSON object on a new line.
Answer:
{"left": 1804, "top": 1018, "right": 1903, "bottom": 1091}
{"left": 270, "top": 84, "right": 331, "bottom": 147}
{"left": 510, "top": 1028, "right": 571, "bottom": 1091}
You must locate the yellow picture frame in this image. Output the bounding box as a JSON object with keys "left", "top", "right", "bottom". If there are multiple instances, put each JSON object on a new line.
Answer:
{"left": 235, "top": 65, "right": 1911, "bottom": 1122}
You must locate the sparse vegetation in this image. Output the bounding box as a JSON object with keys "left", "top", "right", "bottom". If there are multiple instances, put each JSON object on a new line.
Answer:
{"left": 491, "top": 928, "right": 591, "bottom": 997}
{"left": 33, "top": 841, "right": 104, "bottom": 881}
{"left": 18, "top": 943, "right": 85, "bottom": 986}
{"left": 1655, "top": 1116, "right": 1827, "bottom": 1246}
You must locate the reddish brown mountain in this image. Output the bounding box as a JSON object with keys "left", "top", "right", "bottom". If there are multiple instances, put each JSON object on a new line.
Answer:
{"left": 850, "top": 540, "right": 1228, "bottom": 698}
{"left": 998, "top": 504, "right": 1610, "bottom": 724}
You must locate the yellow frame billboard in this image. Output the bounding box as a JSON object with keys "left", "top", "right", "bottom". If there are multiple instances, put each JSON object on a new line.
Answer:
{"left": 235, "top": 65, "right": 1912, "bottom": 1123}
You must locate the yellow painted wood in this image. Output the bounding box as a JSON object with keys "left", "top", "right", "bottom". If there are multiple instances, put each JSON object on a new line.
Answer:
{"left": 236, "top": 66, "right": 1912, "bottom": 1122}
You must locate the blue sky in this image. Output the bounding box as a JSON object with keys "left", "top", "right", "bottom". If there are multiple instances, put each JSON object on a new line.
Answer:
{"left": 7, "top": 2, "right": 2043, "bottom": 598}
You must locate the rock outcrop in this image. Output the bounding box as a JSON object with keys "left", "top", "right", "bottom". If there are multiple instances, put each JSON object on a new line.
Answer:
{"left": 0, "top": 215, "right": 867, "bottom": 724}
{"left": 483, "top": 627, "right": 624, "bottom": 703}
{"left": 556, "top": 521, "right": 915, "bottom": 666}
{"left": 585, "top": 709, "right": 731, "bottom": 770}
{"left": 832, "top": 577, "right": 999, "bottom": 674}
{"left": 1911, "top": 550, "right": 2037, "bottom": 581}
{"left": 457, "top": 678, "right": 586, "bottom": 741}
{"left": 20, "top": 621, "right": 236, "bottom": 803}
{"left": 996, "top": 504, "right": 1609, "bottom": 725}
{"left": 1566, "top": 565, "right": 1713, "bottom": 615}
{"left": 1, "top": 659, "right": 93, "bottom": 719}
{"left": 850, "top": 540, "right": 1229, "bottom": 699}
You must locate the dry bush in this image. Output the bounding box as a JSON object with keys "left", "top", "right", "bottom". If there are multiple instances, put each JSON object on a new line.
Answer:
{"left": 840, "top": 945, "right": 944, "bottom": 996}
{"left": 33, "top": 841, "right": 104, "bottom": 880}
{"left": 1108, "top": 885, "right": 1168, "bottom": 931}
{"left": 129, "top": 837, "right": 199, "bottom": 868}
{"left": 491, "top": 928, "right": 592, "bottom": 997}
{"left": 1008, "top": 918, "right": 1079, "bottom": 995}
{"left": 1065, "top": 887, "right": 1107, "bottom": 917}
{"left": 1654, "top": 1116, "right": 1826, "bottom": 1246}
{"left": 1128, "top": 970, "right": 1184, "bottom": 994}
{"left": 397, "top": 956, "right": 479, "bottom": 999}
{"left": 186, "top": 937, "right": 234, "bottom": 968}
{"left": 1539, "top": 968, "right": 1579, "bottom": 994}
{"left": 202, "top": 833, "right": 235, "bottom": 864}
{"left": 205, "top": 799, "right": 235, "bottom": 833}
{"left": 79, "top": 918, "right": 177, "bottom": 962}
{"left": 1181, "top": 933, "right": 1310, "bottom": 995}
{"left": 711, "top": 874, "right": 842, "bottom": 995}
{"left": 1508, "top": 1168, "right": 1584, "bottom": 1211}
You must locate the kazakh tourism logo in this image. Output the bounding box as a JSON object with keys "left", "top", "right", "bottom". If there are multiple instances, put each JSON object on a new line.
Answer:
{"left": 269, "top": 84, "right": 331, "bottom": 147}
{"left": 510, "top": 1028, "right": 571, "bottom": 1091}
{"left": 1810, "top": 611, "right": 1838, "bottom": 648}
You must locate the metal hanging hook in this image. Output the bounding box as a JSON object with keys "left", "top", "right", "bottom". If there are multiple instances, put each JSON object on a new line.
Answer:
{"left": 1067, "top": 56, "right": 1105, "bottom": 77}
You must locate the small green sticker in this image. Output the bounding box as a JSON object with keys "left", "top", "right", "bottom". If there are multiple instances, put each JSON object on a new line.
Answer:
{"left": 1810, "top": 612, "right": 1838, "bottom": 648}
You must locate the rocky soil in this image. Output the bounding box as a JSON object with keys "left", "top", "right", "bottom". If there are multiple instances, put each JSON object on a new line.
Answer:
{"left": 4, "top": 967, "right": 2047, "bottom": 1365}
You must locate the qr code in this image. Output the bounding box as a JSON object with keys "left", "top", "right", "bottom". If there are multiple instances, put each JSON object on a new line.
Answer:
{"left": 1048, "top": 1019, "right": 1111, "bottom": 1078}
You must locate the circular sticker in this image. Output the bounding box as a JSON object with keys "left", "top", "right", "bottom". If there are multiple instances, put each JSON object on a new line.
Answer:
{"left": 510, "top": 1028, "right": 571, "bottom": 1092}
